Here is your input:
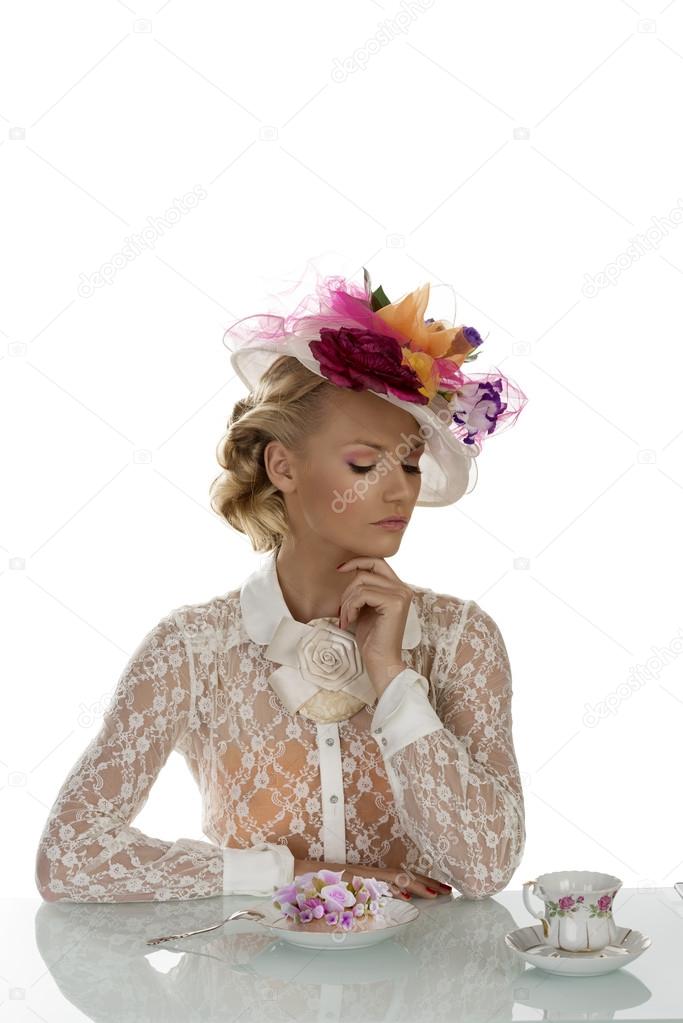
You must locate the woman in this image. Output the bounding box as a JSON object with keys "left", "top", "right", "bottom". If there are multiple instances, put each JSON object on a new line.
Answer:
{"left": 35, "top": 268, "right": 528, "bottom": 904}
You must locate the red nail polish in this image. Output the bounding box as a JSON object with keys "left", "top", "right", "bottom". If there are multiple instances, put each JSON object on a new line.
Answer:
{"left": 401, "top": 890, "right": 412, "bottom": 898}
{"left": 426, "top": 886, "right": 438, "bottom": 894}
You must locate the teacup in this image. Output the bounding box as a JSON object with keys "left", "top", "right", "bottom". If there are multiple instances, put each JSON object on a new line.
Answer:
{"left": 522, "top": 870, "right": 621, "bottom": 952}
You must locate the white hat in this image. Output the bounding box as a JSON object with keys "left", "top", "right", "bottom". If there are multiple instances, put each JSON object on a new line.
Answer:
{"left": 222, "top": 267, "right": 527, "bottom": 507}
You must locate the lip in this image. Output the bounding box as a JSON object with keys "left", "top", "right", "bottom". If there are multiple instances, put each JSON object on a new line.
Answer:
{"left": 372, "top": 518, "right": 408, "bottom": 530}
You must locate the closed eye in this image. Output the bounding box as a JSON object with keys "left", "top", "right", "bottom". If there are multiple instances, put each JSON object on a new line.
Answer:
{"left": 349, "top": 463, "right": 422, "bottom": 475}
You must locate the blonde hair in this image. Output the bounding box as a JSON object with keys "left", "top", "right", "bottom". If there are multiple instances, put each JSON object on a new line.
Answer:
{"left": 209, "top": 355, "right": 333, "bottom": 553}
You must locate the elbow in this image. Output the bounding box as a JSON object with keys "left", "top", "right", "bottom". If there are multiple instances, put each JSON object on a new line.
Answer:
{"left": 450, "top": 828, "right": 526, "bottom": 901}
{"left": 35, "top": 847, "right": 60, "bottom": 903}
{"left": 454, "top": 877, "right": 513, "bottom": 901}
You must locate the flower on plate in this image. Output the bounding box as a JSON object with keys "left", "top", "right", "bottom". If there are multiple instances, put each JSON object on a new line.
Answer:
{"left": 272, "top": 868, "right": 392, "bottom": 927}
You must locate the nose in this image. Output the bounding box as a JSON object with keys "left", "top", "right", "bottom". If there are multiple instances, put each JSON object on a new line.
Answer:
{"left": 382, "top": 461, "right": 418, "bottom": 503}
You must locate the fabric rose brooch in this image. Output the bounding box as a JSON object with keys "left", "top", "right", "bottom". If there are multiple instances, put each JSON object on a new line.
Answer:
{"left": 265, "top": 616, "right": 378, "bottom": 724}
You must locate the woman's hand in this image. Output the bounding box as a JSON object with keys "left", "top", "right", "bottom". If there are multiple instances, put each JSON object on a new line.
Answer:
{"left": 293, "top": 858, "right": 452, "bottom": 900}
{"left": 336, "top": 556, "right": 412, "bottom": 691}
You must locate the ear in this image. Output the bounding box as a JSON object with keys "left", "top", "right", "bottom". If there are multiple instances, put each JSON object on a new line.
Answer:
{"left": 263, "top": 440, "right": 296, "bottom": 493}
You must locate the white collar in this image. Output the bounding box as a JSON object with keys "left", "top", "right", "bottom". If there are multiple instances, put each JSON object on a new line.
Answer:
{"left": 240, "top": 552, "right": 422, "bottom": 649}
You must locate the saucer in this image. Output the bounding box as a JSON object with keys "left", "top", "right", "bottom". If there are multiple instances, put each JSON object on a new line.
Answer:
{"left": 253, "top": 897, "right": 419, "bottom": 951}
{"left": 504, "top": 923, "right": 651, "bottom": 976}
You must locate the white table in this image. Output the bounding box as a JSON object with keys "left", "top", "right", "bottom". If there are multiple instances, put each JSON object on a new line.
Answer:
{"left": 4, "top": 885, "right": 682, "bottom": 1021}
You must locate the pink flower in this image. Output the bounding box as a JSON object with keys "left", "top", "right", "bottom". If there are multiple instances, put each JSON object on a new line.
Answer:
{"left": 309, "top": 327, "right": 428, "bottom": 405}
{"left": 558, "top": 896, "right": 575, "bottom": 910}
{"left": 320, "top": 881, "right": 356, "bottom": 911}
{"left": 597, "top": 894, "right": 612, "bottom": 911}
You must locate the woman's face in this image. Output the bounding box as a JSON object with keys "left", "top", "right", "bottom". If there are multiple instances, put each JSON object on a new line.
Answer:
{"left": 265, "top": 388, "right": 425, "bottom": 555}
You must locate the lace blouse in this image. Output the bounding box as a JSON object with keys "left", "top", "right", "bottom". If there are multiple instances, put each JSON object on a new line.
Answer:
{"left": 35, "top": 553, "right": 526, "bottom": 903}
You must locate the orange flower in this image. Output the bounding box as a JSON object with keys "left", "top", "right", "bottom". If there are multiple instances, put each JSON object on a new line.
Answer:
{"left": 375, "top": 282, "right": 457, "bottom": 359}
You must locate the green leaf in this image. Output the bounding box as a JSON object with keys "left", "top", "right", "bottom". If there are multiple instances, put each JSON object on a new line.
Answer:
{"left": 370, "top": 283, "right": 392, "bottom": 310}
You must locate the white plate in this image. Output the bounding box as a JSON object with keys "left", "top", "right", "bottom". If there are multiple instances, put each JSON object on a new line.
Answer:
{"left": 254, "top": 897, "right": 419, "bottom": 950}
{"left": 504, "top": 923, "right": 651, "bottom": 976}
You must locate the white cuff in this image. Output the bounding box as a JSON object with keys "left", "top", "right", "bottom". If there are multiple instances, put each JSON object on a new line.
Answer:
{"left": 222, "top": 841, "right": 295, "bottom": 896}
{"left": 370, "top": 668, "right": 443, "bottom": 758}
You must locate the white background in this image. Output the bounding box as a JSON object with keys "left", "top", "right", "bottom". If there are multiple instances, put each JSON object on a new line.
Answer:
{"left": 2, "top": 0, "right": 683, "bottom": 900}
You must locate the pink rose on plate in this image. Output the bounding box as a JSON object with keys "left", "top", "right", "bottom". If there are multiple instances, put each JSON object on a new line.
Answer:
{"left": 296, "top": 622, "right": 363, "bottom": 692}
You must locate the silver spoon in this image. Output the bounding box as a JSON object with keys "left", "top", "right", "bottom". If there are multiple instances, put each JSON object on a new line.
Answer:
{"left": 146, "top": 908, "right": 266, "bottom": 946}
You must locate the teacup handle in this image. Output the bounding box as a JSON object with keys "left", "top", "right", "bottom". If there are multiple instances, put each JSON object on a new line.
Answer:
{"left": 522, "top": 880, "right": 549, "bottom": 938}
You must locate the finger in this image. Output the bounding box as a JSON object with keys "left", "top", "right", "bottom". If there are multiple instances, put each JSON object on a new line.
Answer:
{"left": 339, "top": 571, "right": 398, "bottom": 617}
{"left": 338, "top": 557, "right": 399, "bottom": 583}
{"left": 393, "top": 869, "right": 451, "bottom": 899}
{"left": 408, "top": 869, "right": 451, "bottom": 889}
{"left": 341, "top": 586, "right": 403, "bottom": 629}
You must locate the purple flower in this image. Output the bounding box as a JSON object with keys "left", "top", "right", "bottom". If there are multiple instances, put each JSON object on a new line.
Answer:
{"left": 309, "top": 326, "right": 428, "bottom": 405}
{"left": 340, "top": 911, "right": 355, "bottom": 930}
{"left": 312, "top": 868, "right": 345, "bottom": 885}
{"left": 362, "top": 877, "right": 389, "bottom": 901}
{"left": 325, "top": 910, "right": 340, "bottom": 926}
{"left": 272, "top": 881, "right": 298, "bottom": 906}
{"left": 451, "top": 378, "right": 508, "bottom": 445}
{"left": 558, "top": 896, "right": 575, "bottom": 910}
{"left": 462, "top": 325, "right": 483, "bottom": 348}
{"left": 321, "top": 883, "right": 357, "bottom": 908}
{"left": 597, "top": 894, "right": 612, "bottom": 911}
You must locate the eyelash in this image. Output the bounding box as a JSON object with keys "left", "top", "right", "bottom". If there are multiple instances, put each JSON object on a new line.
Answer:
{"left": 349, "top": 463, "right": 422, "bottom": 476}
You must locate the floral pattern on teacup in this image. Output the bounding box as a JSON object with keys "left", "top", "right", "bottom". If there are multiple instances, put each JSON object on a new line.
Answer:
{"left": 546, "top": 891, "right": 615, "bottom": 918}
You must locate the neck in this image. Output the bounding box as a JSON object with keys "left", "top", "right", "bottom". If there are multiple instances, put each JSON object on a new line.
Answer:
{"left": 274, "top": 539, "right": 356, "bottom": 623}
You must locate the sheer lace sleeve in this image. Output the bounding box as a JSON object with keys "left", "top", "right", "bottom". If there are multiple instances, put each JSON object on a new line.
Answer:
{"left": 371, "top": 599, "right": 526, "bottom": 900}
{"left": 34, "top": 612, "right": 293, "bottom": 903}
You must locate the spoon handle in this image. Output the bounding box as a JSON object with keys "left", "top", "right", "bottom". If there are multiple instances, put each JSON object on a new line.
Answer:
{"left": 146, "top": 908, "right": 265, "bottom": 946}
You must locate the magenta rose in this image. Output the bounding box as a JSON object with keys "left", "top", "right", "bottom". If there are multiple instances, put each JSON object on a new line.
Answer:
{"left": 597, "top": 894, "right": 612, "bottom": 911}
{"left": 309, "top": 326, "right": 428, "bottom": 405}
{"left": 558, "top": 896, "right": 575, "bottom": 910}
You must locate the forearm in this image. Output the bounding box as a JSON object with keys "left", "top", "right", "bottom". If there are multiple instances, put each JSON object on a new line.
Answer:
{"left": 386, "top": 727, "right": 526, "bottom": 899}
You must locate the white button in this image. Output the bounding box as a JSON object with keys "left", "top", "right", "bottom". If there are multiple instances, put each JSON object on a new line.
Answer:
{"left": 330, "top": 794, "right": 339, "bottom": 803}
{"left": 325, "top": 737, "right": 334, "bottom": 746}
{"left": 381, "top": 737, "right": 387, "bottom": 746}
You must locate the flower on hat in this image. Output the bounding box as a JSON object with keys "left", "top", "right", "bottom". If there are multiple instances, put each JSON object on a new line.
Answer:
{"left": 309, "top": 326, "right": 429, "bottom": 405}
{"left": 291, "top": 268, "right": 527, "bottom": 447}
{"left": 451, "top": 378, "right": 509, "bottom": 445}
{"left": 374, "top": 280, "right": 462, "bottom": 361}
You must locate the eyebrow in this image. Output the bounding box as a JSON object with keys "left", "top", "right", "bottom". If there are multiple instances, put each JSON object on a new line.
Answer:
{"left": 347, "top": 438, "right": 425, "bottom": 452}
